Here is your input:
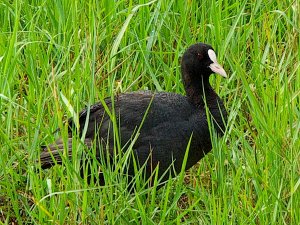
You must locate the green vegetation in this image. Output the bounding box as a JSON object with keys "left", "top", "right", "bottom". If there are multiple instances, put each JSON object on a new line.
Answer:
{"left": 0, "top": 0, "right": 299, "bottom": 224}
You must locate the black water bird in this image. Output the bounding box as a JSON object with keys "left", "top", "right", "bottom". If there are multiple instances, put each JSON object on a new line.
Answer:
{"left": 40, "top": 43, "right": 227, "bottom": 184}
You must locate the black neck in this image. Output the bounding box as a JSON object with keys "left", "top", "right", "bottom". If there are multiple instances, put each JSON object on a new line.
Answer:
{"left": 184, "top": 75, "right": 227, "bottom": 135}
{"left": 183, "top": 75, "right": 214, "bottom": 107}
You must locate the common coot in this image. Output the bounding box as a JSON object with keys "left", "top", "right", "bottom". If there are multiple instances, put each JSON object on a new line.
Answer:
{"left": 40, "top": 43, "right": 227, "bottom": 184}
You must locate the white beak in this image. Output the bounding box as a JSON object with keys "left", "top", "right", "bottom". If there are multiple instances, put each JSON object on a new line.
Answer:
{"left": 209, "top": 62, "right": 227, "bottom": 78}
{"left": 207, "top": 49, "right": 227, "bottom": 78}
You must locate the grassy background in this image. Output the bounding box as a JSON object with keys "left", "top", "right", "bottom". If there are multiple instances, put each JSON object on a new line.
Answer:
{"left": 0, "top": 0, "right": 299, "bottom": 224}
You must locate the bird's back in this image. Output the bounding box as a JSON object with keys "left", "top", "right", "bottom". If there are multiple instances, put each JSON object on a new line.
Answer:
{"left": 68, "top": 91, "right": 222, "bottom": 177}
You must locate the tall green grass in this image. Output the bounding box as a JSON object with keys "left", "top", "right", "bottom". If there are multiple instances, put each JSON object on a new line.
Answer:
{"left": 0, "top": 0, "right": 299, "bottom": 224}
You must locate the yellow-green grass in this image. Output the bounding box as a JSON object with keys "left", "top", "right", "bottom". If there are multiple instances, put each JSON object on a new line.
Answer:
{"left": 0, "top": 0, "right": 299, "bottom": 224}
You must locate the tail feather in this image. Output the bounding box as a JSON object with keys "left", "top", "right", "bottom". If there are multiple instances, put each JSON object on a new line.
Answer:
{"left": 40, "top": 138, "right": 93, "bottom": 169}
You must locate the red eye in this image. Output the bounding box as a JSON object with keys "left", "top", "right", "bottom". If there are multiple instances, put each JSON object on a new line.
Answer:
{"left": 197, "top": 53, "right": 203, "bottom": 60}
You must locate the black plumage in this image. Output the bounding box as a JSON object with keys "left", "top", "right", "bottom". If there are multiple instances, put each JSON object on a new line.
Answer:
{"left": 40, "top": 43, "right": 227, "bottom": 183}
